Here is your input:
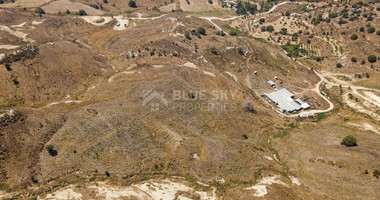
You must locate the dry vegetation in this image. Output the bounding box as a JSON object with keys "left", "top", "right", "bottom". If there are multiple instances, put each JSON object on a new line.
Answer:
{"left": 0, "top": 0, "right": 379, "bottom": 199}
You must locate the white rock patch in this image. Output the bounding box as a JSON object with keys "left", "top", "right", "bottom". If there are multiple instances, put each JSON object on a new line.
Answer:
{"left": 245, "top": 175, "right": 288, "bottom": 197}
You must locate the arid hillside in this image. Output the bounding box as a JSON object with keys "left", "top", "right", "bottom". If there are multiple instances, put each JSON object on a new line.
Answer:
{"left": 0, "top": 1, "right": 379, "bottom": 200}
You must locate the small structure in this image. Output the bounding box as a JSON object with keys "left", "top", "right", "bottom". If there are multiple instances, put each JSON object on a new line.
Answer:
{"left": 267, "top": 80, "right": 276, "bottom": 87}
{"left": 299, "top": 112, "right": 314, "bottom": 118}
{"left": 265, "top": 89, "right": 301, "bottom": 114}
{"left": 296, "top": 99, "right": 311, "bottom": 109}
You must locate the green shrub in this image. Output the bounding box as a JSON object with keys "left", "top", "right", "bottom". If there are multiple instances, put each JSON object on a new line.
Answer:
{"left": 197, "top": 27, "right": 206, "bottom": 35}
{"left": 229, "top": 30, "right": 238, "bottom": 36}
{"left": 329, "top": 12, "right": 338, "bottom": 18}
{"left": 292, "top": 33, "right": 298, "bottom": 41}
{"left": 105, "top": 171, "right": 111, "bottom": 177}
{"left": 377, "top": 30, "right": 380, "bottom": 36}
{"left": 210, "top": 46, "right": 218, "bottom": 55}
{"left": 341, "top": 135, "right": 357, "bottom": 147}
{"left": 280, "top": 28, "right": 287, "bottom": 35}
{"left": 185, "top": 31, "right": 191, "bottom": 40}
{"left": 34, "top": 7, "right": 45, "bottom": 14}
{"left": 336, "top": 63, "right": 342, "bottom": 68}
{"left": 350, "top": 34, "right": 358, "bottom": 40}
{"left": 351, "top": 57, "right": 357, "bottom": 62}
{"left": 128, "top": 0, "right": 136, "bottom": 8}
{"left": 367, "top": 27, "right": 375, "bottom": 33}
{"left": 266, "top": 25, "right": 274, "bottom": 32}
{"left": 373, "top": 169, "right": 380, "bottom": 178}
{"left": 78, "top": 9, "right": 87, "bottom": 16}
{"left": 368, "top": 54, "right": 377, "bottom": 63}
{"left": 46, "top": 144, "right": 58, "bottom": 156}
{"left": 359, "top": 27, "right": 365, "bottom": 32}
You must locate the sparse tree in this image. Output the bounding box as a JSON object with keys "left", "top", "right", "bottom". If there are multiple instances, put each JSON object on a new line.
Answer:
{"left": 367, "top": 27, "right": 375, "bottom": 33}
{"left": 368, "top": 54, "right": 377, "bottom": 63}
{"left": 78, "top": 9, "right": 87, "bottom": 16}
{"left": 243, "top": 101, "right": 255, "bottom": 113}
{"left": 5, "top": 63, "right": 12, "bottom": 71}
{"left": 210, "top": 46, "right": 218, "bottom": 55}
{"left": 105, "top": 171, "right": 111, "bottom": 177}
{"left": 129, "top": 0, "right": 137, "bottom": 8}
{"left": 197, "top": 27, "right": 206, "bottom": 35}
{"left": 46, "top": 144, "right": 58, "bottom": 156}
{"left": 373, "top": 169, "right": 380, "bottom": 178}
{"left": 350, "top": 34, "right": 358, "bottom": 40}
{"left": 229, "top": 30, "right": 238, "bottom": 36}
{"left": 34, "top": 7, "right": 45, "bottom": 14}
{"left": 280, "top": 28, "right": 287, "bottom": 35}
{"left": 341, "top": 135, "right": 357, "bottom": 147}
{"left": 185, "top": 31, "right": 191, "bottom": 40}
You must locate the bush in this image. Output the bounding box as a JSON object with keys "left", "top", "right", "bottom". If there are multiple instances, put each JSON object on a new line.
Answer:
{"left": 350, "top": 34, "right": 358, "bottom": 40}
{"left": 185, "top": 31, "right": 191, "bottom": 40}
{"left": 329, "top": 12, "right": 338, "bottom": 18}
{"left": 341, "top": 135, "right": 357, "bottom": 147}
{"left": 103, "top": 0, "right": 108, "bottom": 3}
{"left": 5, "top": 63, "right": 12, "bottom": 71}
{"left": 377, "top": 30, "right": 380, "bottom": 36}
{"left": 368, "top": 54, "right": 377, "bottom": 63}
{"left": 367, "top": 27, "right": 375, "bottom": 33}
{"left": 208, "top": 0, "right": 213, "bottom": 4}
{"left": 266, "top": 25, "right": 274, "bottom": 32}
{"left": 259, "top": 18, "right": 265, "bottom": 24}
{"left": 197, "top": 27, "right": 206, "bottom": 35}
{"left": 210, "top": 47, "right": 218, "bottom": 55}
{"left": 351, "top": 57, "right": 357, "bottom": 62}
{"left": 336, "top": 63, "right": 342, "bottom": 68}
{"left": 105, "top": 171, "right": 111, "bottom": 177}
{"left": 280, "top": 28, "right": 287, "bottom": 35}
{"left": 359, "top": 27, "right": 365, "bottom": 32}
{"left": 243, "top": 101, "right": 255, "bottom": 113}
{"left": 46, "top": 144, "right": 58, "bottom": 156}
{"left": 374, "top": 169, "right": 380, "bottom": 178}
{"left": 128, "top": 0, "right": 137, "bottom": 8}
{"left": 215, "top": 31, "right": 225, "bottom": 36}
{"left": 34, "top": 7, "right": 45, "bottom": 14}
{"left": 78, "top": 9, "right": 87, "bottom": 16}
{"left": 0, "top": 0, "right": 4, "bottom": 4}
{"left": 229, "top": 30, "right": 238, "bottom": 36}
{"left": 261, "top": 26, "right": 266, "bottom": 32}
{"left": 292, "top": 33, "right": 298, "bottom": 41}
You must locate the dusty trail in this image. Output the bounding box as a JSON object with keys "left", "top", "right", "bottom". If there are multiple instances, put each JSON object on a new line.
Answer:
{"left": 295, "top": 61, "right": 380, "bottom": 121}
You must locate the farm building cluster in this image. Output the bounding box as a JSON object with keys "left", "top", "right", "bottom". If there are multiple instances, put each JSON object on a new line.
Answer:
{"left": 265, "top": 87, "right": 310, "bottom": 115}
